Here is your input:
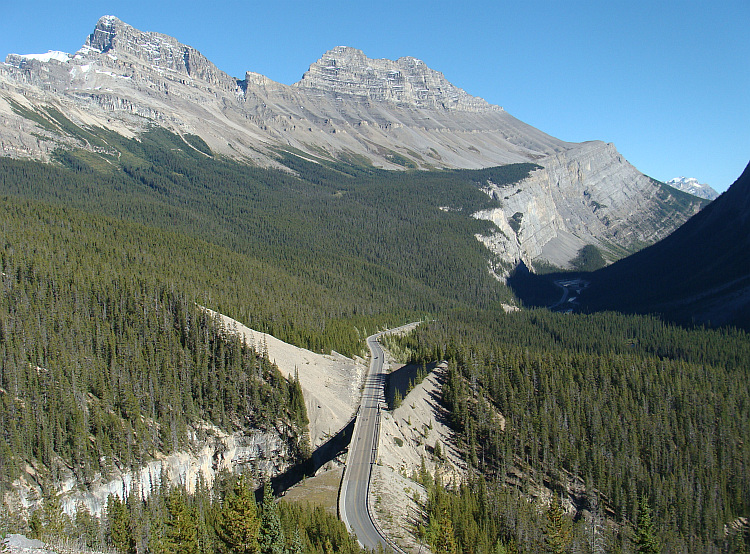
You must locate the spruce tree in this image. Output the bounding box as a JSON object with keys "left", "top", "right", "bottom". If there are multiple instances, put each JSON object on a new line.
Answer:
{"left": 214, "top": 476, "right": 260, "bottom": 554}
{"left": 543, "top": 497, "right": 572, "bottom": 554}
{"left": 258, "top": 481, "right": 285, "bottom": 554}
{"left": 161, "top": 488, "right": 200, "bottom": 554}
{"left": 288, "top": 527, "right": 304, "bottom": 554}
{"left": 106, "top": 495, "right": 135, "bottom": 554}
{"left": 435, "top": 507, "right": 458, "bottom": 554}
{"left": 634, "top": 497, "right": 661, "bottom": 554}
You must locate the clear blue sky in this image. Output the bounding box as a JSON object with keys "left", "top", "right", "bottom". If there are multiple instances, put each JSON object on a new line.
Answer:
{"left": 2, "top": 0, "right": 748, "bottom": 192}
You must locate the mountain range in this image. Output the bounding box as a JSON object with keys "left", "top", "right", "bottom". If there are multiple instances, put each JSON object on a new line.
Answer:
{"left": 0, "top": 16, "right": 749, "bottom": 554}
{"left": 0, "top": 15, "right": 705, "bottom": 271}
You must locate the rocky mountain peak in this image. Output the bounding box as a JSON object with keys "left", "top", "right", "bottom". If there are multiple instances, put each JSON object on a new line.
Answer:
{"left": 85, "top": 15, "right": 123, "bottom": 54}
{"left": 82, "top": 15, "right": 232, "bottom": 87}
{"left": 666, "top": 176, "right": 719, "bottom": 201}
{"left": 294, "top": 45, "right": 500, "bottom": 112}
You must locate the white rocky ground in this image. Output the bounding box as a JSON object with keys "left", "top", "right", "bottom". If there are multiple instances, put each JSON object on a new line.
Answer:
{"left": 366, "top": 357, "right": 466, "bottom": 553}
{"left": 207, "top": 309, "right": 367, "bottom": 448}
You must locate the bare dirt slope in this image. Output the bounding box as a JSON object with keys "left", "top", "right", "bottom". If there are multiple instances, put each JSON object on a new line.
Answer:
{"left": 367, "top": 358, "right": 466, "bottom": 553}
{"left": 208, "top": 309, "right": 367, "bottom": 448}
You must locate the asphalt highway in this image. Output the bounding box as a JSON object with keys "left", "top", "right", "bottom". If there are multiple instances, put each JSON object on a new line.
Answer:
{"left": 340, "top": 332, "right": 397, "bottom": 551}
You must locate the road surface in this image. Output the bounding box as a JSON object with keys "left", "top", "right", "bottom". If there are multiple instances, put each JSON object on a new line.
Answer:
{"left": 340, "top": 331, "right": 399, "bottom": 552}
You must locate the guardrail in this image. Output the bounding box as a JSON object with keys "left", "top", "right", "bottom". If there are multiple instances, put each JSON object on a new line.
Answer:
{"left": 365, "top": 404, "right": 407, "bottom": 554}
{"left": 337, "top": 406, "right": 360, "bottom": 533}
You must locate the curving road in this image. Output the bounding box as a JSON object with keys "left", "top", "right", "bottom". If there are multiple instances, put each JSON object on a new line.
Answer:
{"left": 340, "top": 331, "right": 399, "bottom": 552}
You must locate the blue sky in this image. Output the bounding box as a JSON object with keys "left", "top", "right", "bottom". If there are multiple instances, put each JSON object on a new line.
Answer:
{"left": 2, "top": 0, "right": 748, "bottom": 192}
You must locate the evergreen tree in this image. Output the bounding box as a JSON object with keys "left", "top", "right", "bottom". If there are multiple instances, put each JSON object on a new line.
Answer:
{"left": 160, "top": 487, "right": 200, "bottom": 554}
{"left": 634, "top": 497, "right": 661, "bottom": 554}
{"left": 543, "top": 497, "right": 572, "bottom": 554}
{"left": 435, "top": 507, "right": 459, "bottom": 554}
{"left": 106, "top": 494, "right": 135, "bottom": 554}
{"left": 288, "top": 527, "right": 304, "bottom": 554}
{"left": 258, "top": 481, "right": 285, "bottom": 554}
{"left": 214, "top": 475, "right": 260, "bottom": 554}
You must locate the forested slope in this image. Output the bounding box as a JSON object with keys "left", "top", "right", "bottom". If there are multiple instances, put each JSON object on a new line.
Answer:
{"left": 0, "top": 196, "right": 312, "bottom": 488}
{"left": 0, "top": 193, "right": 370, "bottom": 553}
{"left": 394, "top": 309, "right": 750, "bottom": 552}
{"left": 0, "top": 127, "right": 540, "bottom": 354}
{"left": 1, "top": 123, "right": 748, "bottom": 553}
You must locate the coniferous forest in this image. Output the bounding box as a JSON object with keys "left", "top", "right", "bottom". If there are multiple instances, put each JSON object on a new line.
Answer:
{"left": 0, "top": 125, "right": 748, "bottom": 552}
{"left": 393, "top": 310, "right": 750, "bottom": 552}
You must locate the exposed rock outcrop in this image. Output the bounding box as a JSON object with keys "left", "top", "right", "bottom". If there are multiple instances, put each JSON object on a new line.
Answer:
{"left": 58, "top": 426, "right": 287, "bottom": 517}
{"left": 295, "top": 46, "right": 498, "bottom": 112}
{"left": 474, "top": 141, "right": 705, "bottom": 270}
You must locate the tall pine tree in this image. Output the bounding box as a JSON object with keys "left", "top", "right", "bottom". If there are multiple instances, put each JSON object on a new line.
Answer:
{"left": 258, "top": 481, "right": 284, "bottom": 554}
{"left": 214, "top": 476, "right": 260, "bottom": 554}
{"left": 634, "top": 497, "right": 661, "bottom": 554}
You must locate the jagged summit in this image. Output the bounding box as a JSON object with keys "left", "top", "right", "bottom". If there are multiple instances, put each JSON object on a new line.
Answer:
{"left": 294, "top": 45, "right": 499, "bottom": 112}
{"left": 84, "top": 15, "right": 122, "bottom": 53}
{"left": 80, "top": 15, "right": 233, "bottom": 87}
{"left": 666, "top": 176, "right": 719, "bottom": 200}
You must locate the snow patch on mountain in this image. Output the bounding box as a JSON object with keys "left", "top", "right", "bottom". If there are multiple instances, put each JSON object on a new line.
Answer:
{"left": 667, "top": 177, "right": 719, "bottom": 201}
{"left": 16, "top": 50, "right": 71, "bottom": 63}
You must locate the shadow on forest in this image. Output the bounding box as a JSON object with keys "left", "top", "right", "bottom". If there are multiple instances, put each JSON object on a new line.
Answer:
{"left": 506, "top": 260, "right": 564, "bottom": 308}
{"left": 270, "top": 416, "right": 356, "bottom": 495}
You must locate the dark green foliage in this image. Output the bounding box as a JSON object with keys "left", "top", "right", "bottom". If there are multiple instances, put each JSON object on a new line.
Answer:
{"left": 0, "top": 119, "right": 743, "bottom": 554}
{"left": 17, "top": 473, "right": 370, "bottom": 554}
{"left": 161, "top": 487, "right": 201, "bottom": 554}
{"left": 544, "top": 497, "right": 573, "bottom": 553}
{"left": 508, "top": 211, "right": 523, "bottom": 234}
{"left": 258, "top": 482, "right": 284, "bottom": 554}
{"left": 183, "top": 133, "right": 213, "bottom": 156}
{"left": 395, "top": 308, "right": 750, "bottom": 551}
{"left": 570, "top": 244, "right": 606, "bottom": 271}
{"left": 277, "top": 499, "right": 365, "bottom": 554}
{"left": 106, "top": 495, "right": 135, "bottom": 554}
{"left": 0, "top": 197, "right": 308, "bottom": 485}
{"left": 418, "top": 473, "right": 546, "bottom": 553}
{"left": 0, "top": 134, "right": 540, "bottom": 356}
{"left": 288, "top": 370, "right": 309, "bottom": 430}
{"left": 214, "top": 476, "right": 260, "bottom": 554}
{"left": 634, "top": 497, "right": 660, "bottom": 554}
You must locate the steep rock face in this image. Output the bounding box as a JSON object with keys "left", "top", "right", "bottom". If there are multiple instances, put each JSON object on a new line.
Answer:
{"left": 84, "top": 15, "right": 236, "bottom": 90}
{"left": 60, "top": 427, "right": 288, "bottom": 516}
{"left": 474, "top": 141, "right": 705, "bottom": 269}
{"left": 295, "top": 46, "right": 497, "bottom": 111}
{"left": 582, "top": 161, "right": 750, "bottom": 328}
{"left": 4, "top": 424, "right": 291, "bottom": 519}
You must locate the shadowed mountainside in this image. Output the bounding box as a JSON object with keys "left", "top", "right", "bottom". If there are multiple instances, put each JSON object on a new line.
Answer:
{"left": 580, "top": 160, "right": 750, "bottom": 329}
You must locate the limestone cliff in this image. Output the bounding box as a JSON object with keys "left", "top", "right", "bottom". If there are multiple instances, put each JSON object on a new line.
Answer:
{"left": 473, "top": 141, "right": 705, "bottom": 270}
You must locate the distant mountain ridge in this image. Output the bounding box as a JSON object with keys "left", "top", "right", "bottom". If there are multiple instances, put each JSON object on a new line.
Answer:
{"left": 0, "top": 15, "right": 704, "bottom": 270}
{"left": 666, "top": 176, "right": 719, "bottom": 200}
{"left": 295, "top": 45, "right": 499, "bottom": 112}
